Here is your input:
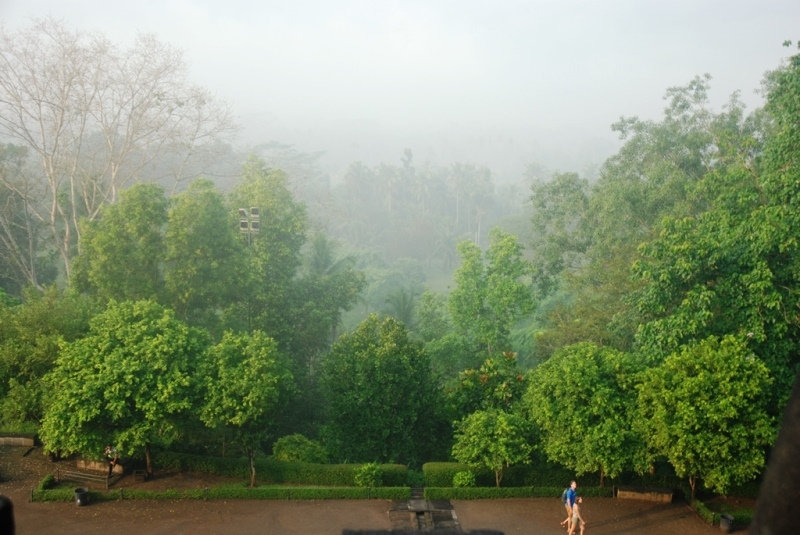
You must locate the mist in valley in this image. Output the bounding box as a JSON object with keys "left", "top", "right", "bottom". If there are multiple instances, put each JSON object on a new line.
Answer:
{"left": 2, "top": 0, "right": 799, "bottom": 343}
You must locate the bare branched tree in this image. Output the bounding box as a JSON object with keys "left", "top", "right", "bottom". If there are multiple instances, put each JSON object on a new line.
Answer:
{"left": 0, "top": 18, "right": 236, "bottom": 286}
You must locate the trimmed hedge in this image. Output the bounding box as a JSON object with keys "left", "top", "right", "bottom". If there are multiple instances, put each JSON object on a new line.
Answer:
{"left": 425, "top": 486, "right": 615, "bottom": 500}
{"left": 32, "top": 487, "right": 75, "bottom": 502}
{"left": 36, "top": 473, "right": 55, "bottom": 491}
{"left": 422, "top": 461, "right": 692, "bottom": 490}
{"left": 691, "top": 499, "right": 716, "bottom": 524}
{"left": 154, "top": 452, "right": 408, "bottom": 486}
{"left": 691, "top": 498, "right": 754, "bottom": 529}
{"left": 33, "top": 480, "right": 410, "bottom": 502}
{"left": 422, "top": 461, "right": 587, "bottom": 488}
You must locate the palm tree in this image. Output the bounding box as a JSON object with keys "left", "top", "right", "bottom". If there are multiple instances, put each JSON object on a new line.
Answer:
{"left": 384, "top": 287, "right": 418, "bottom": 328}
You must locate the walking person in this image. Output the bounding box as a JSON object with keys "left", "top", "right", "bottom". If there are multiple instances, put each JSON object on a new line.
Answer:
{"left": 562, "top": 480, "right": 577, "bottom": 531}
{"left": 568, "top": 496, "right": 586, "bottom": 535}
{"left": 560, "top": 485, "right": 571, "bottom": 528}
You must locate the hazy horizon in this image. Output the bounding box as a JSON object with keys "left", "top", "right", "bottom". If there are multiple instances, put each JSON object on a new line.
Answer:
{"left": 3, "top": 0, "right": 799, "bottom": 181}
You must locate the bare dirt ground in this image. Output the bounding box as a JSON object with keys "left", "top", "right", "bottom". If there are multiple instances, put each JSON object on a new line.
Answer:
{"left": 0, "top": 445, "right": 733, "bottom": 535}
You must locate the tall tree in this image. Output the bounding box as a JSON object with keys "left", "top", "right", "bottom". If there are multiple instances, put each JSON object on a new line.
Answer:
{"left": 224, "top": 155, "right": 308, "bottom": 348}
{"left": 0, "top": 143, "right": 56, "bottom": 294}
{"left": 524, "top": 342, "right": 646, "bottom": 486}
{"left": 164, "top": 178, "right": 246, "bottom": 333}
{"left": 452, "top": 408, "right": 532, "bottom": 487}
{"left": 630, "top": 50, "right": 800, "bottom": 410}
{"left": 528, "top": 172, "right": 591, "bottom": 298}
{"left": 0, "top": 18, "right": 235, "bottom": 282}
{"left": 636, "top": 335, "right": 774, "bottom": 498}
{"left": 200, "top": 330, "right": 293, "bottom": 487}
{"left": 450, "top": 227, "right": 533, "bottom": 354}
{"left": 320, "top": 314, "right": 446, "bottom": 465}
{"left": 40, "top": 300, "right": 208, "bottom": 475}
{"left": 71, "top": 183, "right": 168, "bottom": 304}
{"left": 528, "top": 76, "right": 764, "bottom": 362}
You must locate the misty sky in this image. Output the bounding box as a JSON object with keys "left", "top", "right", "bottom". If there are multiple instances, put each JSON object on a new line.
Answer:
{"left": 3, "top": 0, "right": 800, "bottom": 180}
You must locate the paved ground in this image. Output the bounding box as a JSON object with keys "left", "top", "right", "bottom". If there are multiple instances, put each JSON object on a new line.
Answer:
{"left": 0, "top": 446, "right": 729, "bottom": 535}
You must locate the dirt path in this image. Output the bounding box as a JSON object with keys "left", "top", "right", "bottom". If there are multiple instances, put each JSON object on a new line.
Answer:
{"left": 0, "top": 446, "right": 727, "bottom": 535}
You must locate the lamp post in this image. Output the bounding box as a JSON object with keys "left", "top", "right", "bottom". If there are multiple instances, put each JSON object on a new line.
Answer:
{"left": 239, "top": 207, "right": 260, "bottom": 246}
{"left": 239, "top": 207, "right": 259, "bottom": 332}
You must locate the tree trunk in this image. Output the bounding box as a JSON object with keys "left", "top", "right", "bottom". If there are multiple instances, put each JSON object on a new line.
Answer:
{"left": 689, "top": 475, "right": 696, "bottom": 500}
{"left": 599, "top": 467, "right": 605, "bottom": 487}
{"left": 248, "top": 448, "right": 256, "bottom": 488}
{"left": 145, "top": 443, "right": 153, "bottom": 477}
{"left": 495, "top": 468, "right": 502, "bottom": 488}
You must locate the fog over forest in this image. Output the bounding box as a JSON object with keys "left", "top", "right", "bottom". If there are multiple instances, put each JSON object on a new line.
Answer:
{"left": 3, "top": 2, "right": 800, "bottom": 506}
{"left": 4, "top": 0, "right": 799, "bottom": 182}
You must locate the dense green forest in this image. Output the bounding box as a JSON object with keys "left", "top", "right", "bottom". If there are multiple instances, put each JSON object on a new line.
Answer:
{"left": 1, "top": 20, "right": 799, "bottom": 496}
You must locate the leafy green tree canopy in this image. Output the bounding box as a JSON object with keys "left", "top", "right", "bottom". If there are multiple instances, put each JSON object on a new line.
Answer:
{"left": 164, "top": 178, "right": 247, "bottom": 332}
{"left": 72, "top": 183, "right": 168, "bottom": 304}
{"left": 448, "top": 351, "right": 526, "bottom": 421}
{"left": 320, "top": 314, "right": 445, "bottom": 465}
{"left": 200, "top": 330, "right": 293, "bottom": 487}
{"left": 451, "top": 408, "right": 532, "bottom": 487}
{"left": 0, "top": 287, "right": 92, "bottom": 427}
{"left": 449, "top": 227, "right": 533, "bottom": 354}
{"left": 524, "top": 342, "right": 646, "bottom": 486}
{"left": 40, "top": 300, "right": 209, "bottom": 475}
{"left": 636, "top": 335, "right": 774, "bottom": 498}
{"left": 631, "top": 50, "right": 800, "bottom": 410}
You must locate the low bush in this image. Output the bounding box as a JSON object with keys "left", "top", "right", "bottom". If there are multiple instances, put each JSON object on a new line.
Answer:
{"left": 272, "top": 434, "right": 329, "bottom": 464}
{"left": 407, "top": 470, "right": 425, "bottom": 488}
{"left": 31, "top": 487, "right": 73, "bottom": 502}
{"left": 691, "top": 499, "right": 716, "bottom": 524}
{"left": 453, "top": 471, "right": 476, "bottom": 488}
{"left": 354, "top": 462, "right": 382, "bottom": 488}
{"left": 36, "top": 474, "right": 54, "bottom": 491}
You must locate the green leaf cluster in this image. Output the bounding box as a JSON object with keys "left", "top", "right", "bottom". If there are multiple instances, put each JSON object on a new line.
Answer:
{"left": 320, "top": 314, "right": 446, "bottom": 465}
{"left": 637, "top": 335, "right": 774, "bottom": 497}
{"left": 451, "top": 408, "right": 532, "bottom": 487}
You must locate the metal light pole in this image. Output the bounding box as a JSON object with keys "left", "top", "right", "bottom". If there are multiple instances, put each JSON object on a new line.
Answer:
{"left": 239, "top": 207, "right": 259, "bottom": 331}
{"left": 238, "top": 207, "right": 260, "bottom": 246}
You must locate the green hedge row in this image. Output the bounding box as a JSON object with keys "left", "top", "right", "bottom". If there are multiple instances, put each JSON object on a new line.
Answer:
{"left": 422, "top": 462, "right": 591, "bottom": 488}
{"left": 422, "top": 461, "right": 589, "bottom": 488}
{"left": 691, "top": 499, "right": 716, "bottom": 524}
{"left": 154, "top": 452, "right": 408, "bottom": 487}
{"left": 37, "top": 482, "right": 621, "bottom": 503}
{"left": 424, "top": 486, "right": 615, "bottom": 500}
{"left": 421, "top": 461, "right": 692, "bottom": 490}
{"left": 33, "top": 483, "right": 409, "bottom": 502}
{"left": 690, "top": 498, "right": 753, "bottom": 529}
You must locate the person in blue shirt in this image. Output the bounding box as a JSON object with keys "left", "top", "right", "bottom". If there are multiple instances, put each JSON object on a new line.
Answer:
{"left": 564, "top": 480, "right": 578, "bottom": 531}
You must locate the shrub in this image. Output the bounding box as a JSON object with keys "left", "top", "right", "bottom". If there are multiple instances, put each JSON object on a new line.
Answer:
{"left": 691, "top": 499, "right": 716, "bottom": 524}
{"left": 272, "top": 434, "right": 328, "bottom": 464}
{"left": 453, "top": 471, "right": 476, "bottom": 488}
{"left": 355, "top": 462, "right": 382, "bottom": 488}
{"left": 37, "top": 474, "right": 55, "bottom": 491}
{"left": 407, "top": 470, "right": 425, "bottom": 488}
